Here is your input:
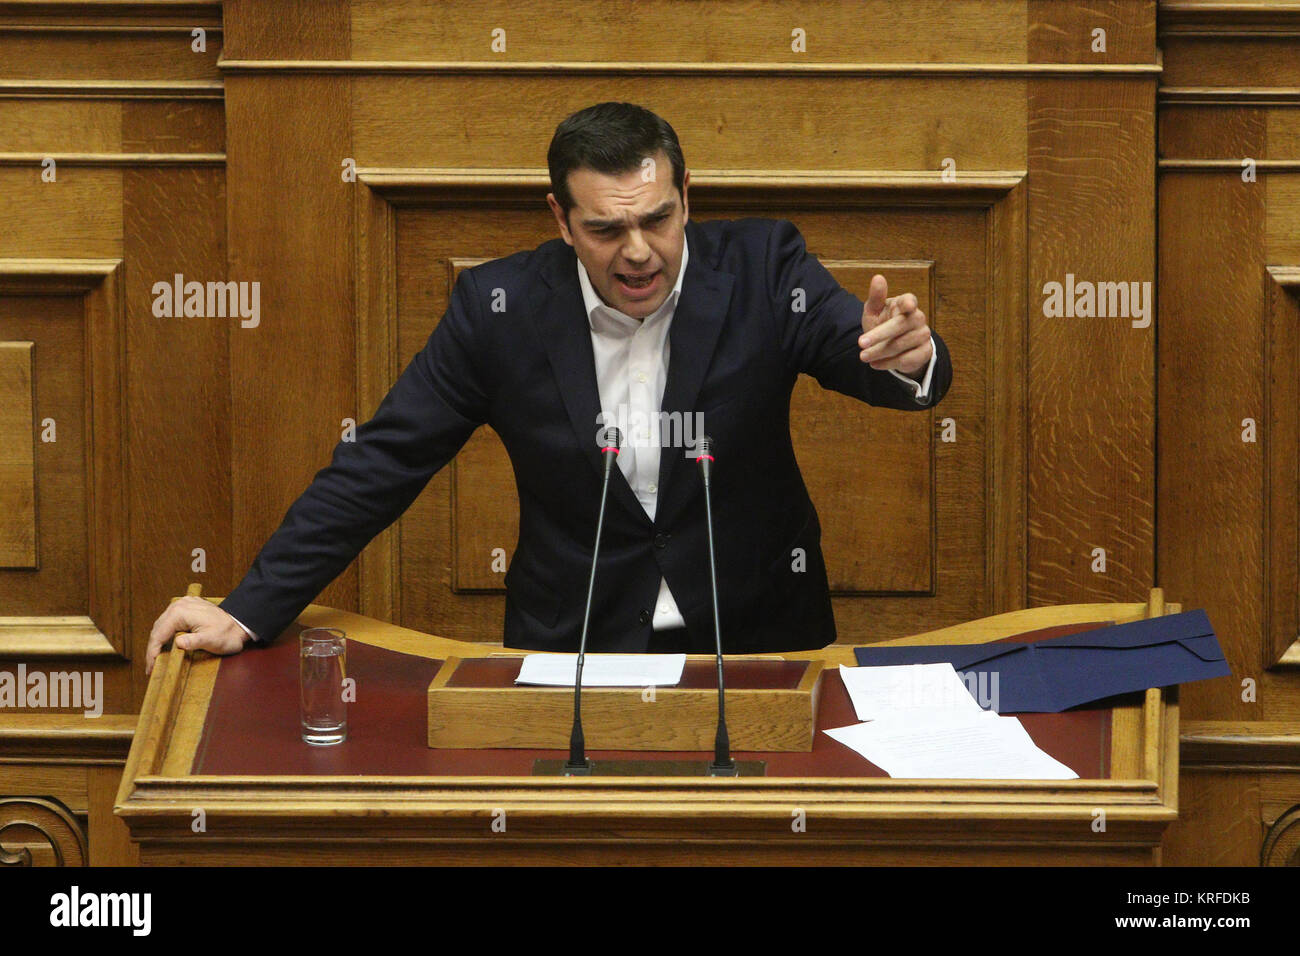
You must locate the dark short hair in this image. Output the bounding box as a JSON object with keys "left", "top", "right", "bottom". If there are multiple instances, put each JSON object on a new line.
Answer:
{"left": 547, "top": 102, "right": 686, "bottom": 219}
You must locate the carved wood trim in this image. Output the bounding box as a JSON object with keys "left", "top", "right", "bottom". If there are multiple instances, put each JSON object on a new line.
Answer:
{"left": 1261, "top": 803, "right": 1300, "bottom": 865}
{"left": 0, "top": 796, "right": 86, "bottom": 866}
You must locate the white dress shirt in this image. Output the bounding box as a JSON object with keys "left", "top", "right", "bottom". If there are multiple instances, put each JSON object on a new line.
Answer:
{"left": 577, "top": 237, "right": 691, "bottom": 629}
{"left": 229, "top": 230, "right": 937, "bottom": 643}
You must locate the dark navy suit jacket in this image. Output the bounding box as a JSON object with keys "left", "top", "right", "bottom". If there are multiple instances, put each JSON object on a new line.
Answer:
{"left": 220, "top": 217, "right": 953, "bottom": 653}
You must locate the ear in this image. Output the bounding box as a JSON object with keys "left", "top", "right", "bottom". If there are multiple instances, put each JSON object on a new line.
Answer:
{"left": 680, "top": 169, "right": 690, "bottom": 222}
{"left": 546, "top": 193, "right": 574, "bottom": 246}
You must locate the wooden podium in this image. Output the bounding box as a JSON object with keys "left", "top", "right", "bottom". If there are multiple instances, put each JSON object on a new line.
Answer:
{"left": 116, "top": 589, "right": 1180, "bottom": 865}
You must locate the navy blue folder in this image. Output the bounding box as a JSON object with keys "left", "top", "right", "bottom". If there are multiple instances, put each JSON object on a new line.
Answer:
{"left": 852, "top": 609, "right": 1230, "bottom": 713}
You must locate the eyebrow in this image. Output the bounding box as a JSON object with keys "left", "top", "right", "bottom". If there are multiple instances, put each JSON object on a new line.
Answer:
{"left": 581, "top": 201, "right": 676, "bottom": 231}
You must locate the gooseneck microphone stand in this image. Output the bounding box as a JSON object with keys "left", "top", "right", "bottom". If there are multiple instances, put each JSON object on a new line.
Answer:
{"left": 696, "top": 435, "right": 737, "bottom": 776}
{"left": 563, "top": 427, "right": 623, "bottom": 775}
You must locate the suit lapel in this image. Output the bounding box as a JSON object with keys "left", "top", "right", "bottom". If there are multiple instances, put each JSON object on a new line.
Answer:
{"left": 655, "top": 222, "right": 734, "bottom": 515}
{"left": 535, "top": 243, "right": 649, "bottom": 524}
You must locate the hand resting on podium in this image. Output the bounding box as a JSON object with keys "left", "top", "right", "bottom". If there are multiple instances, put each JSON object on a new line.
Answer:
{"left": 145, "top": 596, "right": 253, "bottom": 675}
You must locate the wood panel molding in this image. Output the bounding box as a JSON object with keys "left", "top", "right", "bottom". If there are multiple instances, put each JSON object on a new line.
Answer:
{"left": 354, "top": 168, "right": 1028, "bottom": 630}
{"left": 0, "top": 79, "right": 223, "bottom": 99}
{"left": 1160, "top": 158, "right": 1300, "bottom": 170}
{"left": 0, "top": 618, "right": 122, "bottom": 658}
{"left": 1267, "top": 266, "right": 1300, "bottom": 669}
{"left": 220, "top": 59, "right": 1163, "bottom": 77}
{"left": 1160, "top": 88, "right": 1300, "bottom": 106}
{"left": 359, "top": 168, "right": 1025, "bottom": 205}
{"left": 0, "top": 153, "right": 225, "bottom": 166}
{"left": 0, "top": 1, "right": 220, "bottom": 27}
{"left": 0, "top": 340, "right": 35, "bottom": 567}
{"left": 1159, "top": 0, "right": 1300, "bottom": 37}
{"left": 1182, "top": 721, "right": 1300, "bottom": 769}
{"left": 805, "top": 259, "right": 936, "bottom": 595}
{"left": 0, "top": 713, "right": 135, "bottom": 764}
{"left": 0, "top": 257, "right": 119, "bottom": 293}
{"left": 0, "top": 258, "right": 126, "bottom": 659}
{"left": 353, "top": 175, "right": 398, "bottom": 625}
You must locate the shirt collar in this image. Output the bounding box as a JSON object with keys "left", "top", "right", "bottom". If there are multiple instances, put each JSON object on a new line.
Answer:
{"left": 575, "top": 231, "right": 689, "bottom": 329}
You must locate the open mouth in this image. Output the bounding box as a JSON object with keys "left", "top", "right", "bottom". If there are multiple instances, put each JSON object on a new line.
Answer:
{"left": 616, "top": 270, "right": 660, "bottom": 295}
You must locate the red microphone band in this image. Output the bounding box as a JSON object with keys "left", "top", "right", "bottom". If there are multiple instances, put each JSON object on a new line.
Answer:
{"left": 696, "top": 454, "right": 715, "bottom": 462}
{"left": 601, "top": 446, "right": 620, "bottom": 455}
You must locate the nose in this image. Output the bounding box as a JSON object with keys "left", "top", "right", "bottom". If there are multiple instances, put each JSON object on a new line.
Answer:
{"left": 620, "top": 228, "right": 652, "bottom": 267}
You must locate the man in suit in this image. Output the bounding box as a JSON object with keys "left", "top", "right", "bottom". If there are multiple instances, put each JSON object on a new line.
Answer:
{"left": 146, "top": 101, "right": 951, "bottom": 672}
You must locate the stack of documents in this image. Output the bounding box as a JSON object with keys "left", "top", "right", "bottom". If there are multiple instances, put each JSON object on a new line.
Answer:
{"left": 825, "top": 664, "right": 1078, "bottom": 779}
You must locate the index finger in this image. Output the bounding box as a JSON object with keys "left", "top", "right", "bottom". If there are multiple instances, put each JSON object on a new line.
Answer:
{"left": 147, "top": 585, "right": 205, "bottom": 674}
{"left": 146, "top": 599, "right": 192, "bottom": 674}
{"left": 145, "top": 606, "right": 181, "bottom": 674}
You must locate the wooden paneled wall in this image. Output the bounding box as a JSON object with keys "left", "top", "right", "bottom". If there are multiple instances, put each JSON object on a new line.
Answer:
{"left": 0, "top": 0, "right": 226, "bottom": 865}
{"left": 1154, "top": 0, "right": 1300, "bottom": 866}
{"left": 232, "top": 0, "right": 1156, "bottom": 645}
{"left": 0, "top": 0, "right": 1295, "bottom": 866}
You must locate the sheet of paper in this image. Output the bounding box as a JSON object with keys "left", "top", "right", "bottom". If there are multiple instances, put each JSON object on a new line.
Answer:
{"left": 838, "top": 663, "right": 986, "bottom": 722}
{"left": 515, "top": 653, "right": 686, "bottom": 687}
{"left": 823, "top": 712, "right": 1079, "bottom": 780}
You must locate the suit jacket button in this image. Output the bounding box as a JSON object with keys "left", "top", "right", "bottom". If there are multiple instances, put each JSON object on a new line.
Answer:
{"left": 638, "top": 608, "right": 652, "bottom": 625}
{"left": 653, "top": 532, "right": 670, "bottom": 549}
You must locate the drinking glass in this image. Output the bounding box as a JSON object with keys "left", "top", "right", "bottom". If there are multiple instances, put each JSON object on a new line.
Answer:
{"left": 300, "top": 627, "right": 347, "bottom": 745}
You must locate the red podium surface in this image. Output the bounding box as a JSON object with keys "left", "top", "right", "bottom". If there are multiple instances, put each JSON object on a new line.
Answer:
{"left": 193, "top": 629, "right": 1110, "bottom": 778}
{"left": 119, "top": 589, "right": 1180, "bottom": 866}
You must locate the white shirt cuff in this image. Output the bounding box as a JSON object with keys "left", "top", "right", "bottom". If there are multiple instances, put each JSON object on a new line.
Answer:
{"left": 887, "top": 333, "right": 937, "bottom": 405}
{"left": 227, "top": 612, "right": 259, "bottom": 644}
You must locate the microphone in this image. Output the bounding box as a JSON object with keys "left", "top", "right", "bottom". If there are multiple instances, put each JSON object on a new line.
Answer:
{"left": 563, "top": 425, "right": 623, "bottom": 775}
{"left": 696, "top": 435, "right": 736, "bottom": 776}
